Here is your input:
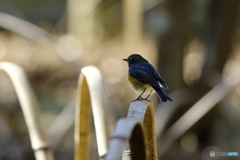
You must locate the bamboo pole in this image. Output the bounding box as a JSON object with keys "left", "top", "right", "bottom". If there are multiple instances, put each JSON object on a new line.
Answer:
{"left": 159, "top": 71, "right": 240, "bottom": 155}
{"left": 0, "top": 62, "right": 54, "bottom": 160}
{"left": 0, "top": 12, "right": 50, "bottom": 41}
{"left": 123, "top": 0, "right": 143, "bottom": 52}
{"left": 67, "top": 0, "right": 98, "bottom": 46}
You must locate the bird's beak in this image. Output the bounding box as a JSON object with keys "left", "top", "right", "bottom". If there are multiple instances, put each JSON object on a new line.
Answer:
{"left": 123, "top": 59, "right": 128, "bottom": 61}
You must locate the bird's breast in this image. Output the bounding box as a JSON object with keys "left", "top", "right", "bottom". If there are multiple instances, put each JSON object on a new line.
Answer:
{"left": 128, "top": 74, "right": 153, "bottom": 93}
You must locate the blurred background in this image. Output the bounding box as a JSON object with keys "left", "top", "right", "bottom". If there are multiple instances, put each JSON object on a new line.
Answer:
{"left": 0, "top": 0, "right": 240, "bottom": 159}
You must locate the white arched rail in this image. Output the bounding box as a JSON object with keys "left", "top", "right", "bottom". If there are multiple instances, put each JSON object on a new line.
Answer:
{"left": 127, "top": 100, "right": 158, "bottom": 160}
{"left": 0, "top": 62, "right": 54, "bottom": 160}
{"left": 75, "top": 66, "right": 158, "bottom": 160}
{"left": 74, "top": 66, "right": 108, "bottom": 160}
{"left": 105, "top": 118, "right": 146, "bottom": 160}
{"left": 105, "top": 100, "right": 158, "bottom": 160}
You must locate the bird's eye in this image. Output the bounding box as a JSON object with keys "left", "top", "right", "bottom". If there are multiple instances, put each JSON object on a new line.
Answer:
{"left": 130, "top": 58, "right": 135, "bottom": 63}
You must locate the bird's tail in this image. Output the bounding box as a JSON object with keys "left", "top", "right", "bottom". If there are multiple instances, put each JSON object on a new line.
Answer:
{"left": 152, "top": 85, "right": 172, "bottom": 102}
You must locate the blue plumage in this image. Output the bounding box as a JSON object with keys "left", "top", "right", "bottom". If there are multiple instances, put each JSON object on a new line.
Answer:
{"left": 123, "top": 54, "right": 172, "bottom": 102}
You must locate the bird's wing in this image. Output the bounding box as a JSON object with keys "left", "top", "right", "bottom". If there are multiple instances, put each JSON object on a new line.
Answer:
{"left": 129, "top": 65, "right": 161, "bottom": 89}
{"left": 153, "top": 70, "right": 169, "bottom": 89}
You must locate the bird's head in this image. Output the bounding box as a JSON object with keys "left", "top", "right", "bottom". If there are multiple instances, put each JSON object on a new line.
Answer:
{"left": 123, "top": 54, "right": 148, "bottom": 67}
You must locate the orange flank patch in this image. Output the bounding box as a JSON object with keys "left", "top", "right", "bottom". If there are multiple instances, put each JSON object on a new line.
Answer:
{"left": 128, "top": 74, "right": 138, "bottom": 84}
{"left": 128, "top": 74, "right": 143, "bottom": 91}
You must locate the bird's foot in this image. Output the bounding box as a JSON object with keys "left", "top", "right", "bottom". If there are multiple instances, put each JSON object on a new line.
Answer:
{"left": 142, "top": 98, "right": 150, "bottom": 102}
{"left": 134, "top": 97, "right": 150, "bottom": 102}
{"left": 135, "top": 96, "right": 144, "bottom": 101}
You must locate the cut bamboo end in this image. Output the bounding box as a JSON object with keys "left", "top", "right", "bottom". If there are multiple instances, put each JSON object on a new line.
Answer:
{"left": 127, "top": 100, "right": 158, "bottom": 160}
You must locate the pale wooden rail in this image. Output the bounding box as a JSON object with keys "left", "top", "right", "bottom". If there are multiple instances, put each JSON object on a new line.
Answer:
{"left": 0, "top": 62, "right": 54, "bottom": 160}
{"left": 127, "top": 100, "right": 158, "bottom": 160}
{"left": 75, "top": 66, "right": 108, "bottom": 160}
{"left": 105, "top": 100, "right": 158, "bottom": 160}
{"left": 105, "top": 118, "right": 146, "bottom": 160}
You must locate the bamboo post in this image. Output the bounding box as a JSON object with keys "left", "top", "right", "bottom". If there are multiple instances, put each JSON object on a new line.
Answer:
{"left": 127, "top": 100, "right": 158, "bottom": 160}
{"left": 74, "top": 66, "right": 107, "bottom": 160}
{"left": 105, "top": 100, "right": 158, "bottom": 160}
{"left": 67, "top": 0, "right": 97, "bottom": 46}
{"left": 0, "top": 62, "right": 54, "bottom": 160}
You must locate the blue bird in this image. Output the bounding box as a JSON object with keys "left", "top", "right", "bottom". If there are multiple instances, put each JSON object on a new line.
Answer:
{"left": 123, "top": 54, "right": 172, "bottom": 102}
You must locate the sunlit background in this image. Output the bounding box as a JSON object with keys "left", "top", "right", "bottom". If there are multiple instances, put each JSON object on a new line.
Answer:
{"left": 0, "top": 0, "right": 240, "bottom": 159}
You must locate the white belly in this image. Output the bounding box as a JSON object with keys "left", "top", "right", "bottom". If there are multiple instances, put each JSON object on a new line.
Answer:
{"left": 128, "top": 80, "right": 155, "bottom": 95}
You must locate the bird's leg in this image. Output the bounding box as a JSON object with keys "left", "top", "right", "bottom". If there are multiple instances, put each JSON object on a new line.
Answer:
{"left": 146, "top": 90, "right": 153, "bottom": 100}
{"left": 136, "top": 88, "right": 146, "bottom": 100}
{"left": 141, "top": 90, "right": 152, "bottom": 102}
